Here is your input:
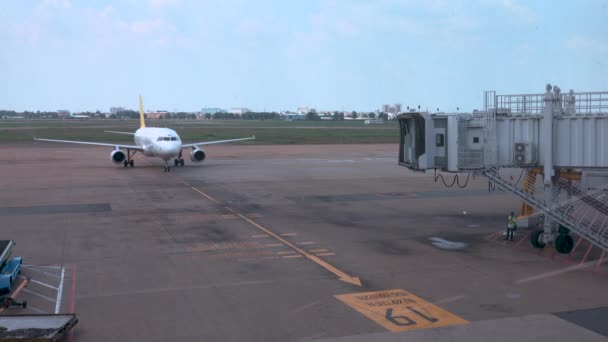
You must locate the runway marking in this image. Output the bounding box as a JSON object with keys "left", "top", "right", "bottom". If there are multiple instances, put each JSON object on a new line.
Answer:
{"left": 237, "top": 213, "right": 361, "bottom": 285}
{"left": 264, "top": 243, "right": 283, "bottom": 247}
{"left": 23, "top": 289, "right": 57, "bottom": 303}
{"left": 186, "top": 241, "right": 263, "bottom": 252}
{"left": 309, "top": 249, "right": 328, "bottom": 253}
{"left": 21, "top": 266, "right": 61, "bottom": 279}
{"left": 177, "top": 177, "right": 361, "bottom": 286}
{"left": 252, "top": 234, "right": 270, "bottom": 238}
{"left": 336, "top": 289, "right": 468, "bottom": 332}
{"left": 282, "top": 255, "right": 303, "bottom": 259}
{"left": 280, "top": 233, "right": 297, "bottom": 236}
{"left": 316, "top": 253, "right": 335, "bottom": 257}
{"left": 296, "top": 241, "right": 315, "bottom": 245}
{"left": 17, "top": 276, "right": 59, "bottom": 291}
{"left": 515, "top": 259, "right": 601, "bottom": 284}
{"left": 55, "top": 267, "right": 65, "bottom": 314}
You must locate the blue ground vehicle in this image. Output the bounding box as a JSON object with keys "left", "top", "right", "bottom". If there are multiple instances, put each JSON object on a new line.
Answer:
{"left": 0, "top": 240, "right": 22, "bottom": 296}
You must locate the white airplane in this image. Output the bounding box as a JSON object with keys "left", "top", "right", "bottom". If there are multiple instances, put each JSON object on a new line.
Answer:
{"left": 35, "top": 96, "right": 255, "bottom": 172}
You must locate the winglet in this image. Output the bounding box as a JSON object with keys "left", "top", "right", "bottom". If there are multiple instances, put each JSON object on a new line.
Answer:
{"left": 139, "top": 95, "right": 146, "bottom": 128}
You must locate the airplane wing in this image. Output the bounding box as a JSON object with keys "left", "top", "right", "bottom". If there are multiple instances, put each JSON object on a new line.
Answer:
{"left": 34, "top": 138, "right": 143, "bottom": 151}
{"left": 104, "top": 131, "right": 135, "bottom": 135}
{"left": 182, "top": 136, "right": 255, "bottom": 148}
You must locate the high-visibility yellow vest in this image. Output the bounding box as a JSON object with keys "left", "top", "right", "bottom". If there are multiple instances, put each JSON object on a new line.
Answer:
{"left": 508, "top": 216, "right": 516, "bottom": 229}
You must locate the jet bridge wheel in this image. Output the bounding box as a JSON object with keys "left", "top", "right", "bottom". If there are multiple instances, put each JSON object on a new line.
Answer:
{"left": 555, "top": 234, "right": 574, "bottom": 254}
{"left": 530, "top": 229, "right": 546, "bottom": 249}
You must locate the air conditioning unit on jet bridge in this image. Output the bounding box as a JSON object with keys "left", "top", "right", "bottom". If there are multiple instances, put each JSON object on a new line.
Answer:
{"left": 514, "top": 142, "right": 534, "bottom": 166}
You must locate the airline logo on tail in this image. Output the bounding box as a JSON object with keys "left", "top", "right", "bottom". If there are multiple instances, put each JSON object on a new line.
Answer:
{"left": 139, "top": 95, "right": 146, "bottom": 128}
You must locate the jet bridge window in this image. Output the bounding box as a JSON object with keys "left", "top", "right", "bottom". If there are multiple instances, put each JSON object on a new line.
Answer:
{"left": 435, "top": 133, "right": 445, "bottom": 147}
{"left": 473, "top": 137, "right": 480, "bottom": 143}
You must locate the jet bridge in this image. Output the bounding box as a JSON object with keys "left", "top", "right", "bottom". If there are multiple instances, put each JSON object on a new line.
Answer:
{"left": 398, "top": 84, "right": 608, "bottom": 254}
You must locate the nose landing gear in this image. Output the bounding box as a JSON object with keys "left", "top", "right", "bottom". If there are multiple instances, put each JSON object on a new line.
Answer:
{"left": 163, "top": 161, "right": 171, "bottom": 172}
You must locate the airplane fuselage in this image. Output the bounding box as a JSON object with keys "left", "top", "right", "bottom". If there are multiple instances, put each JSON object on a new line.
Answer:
{"left": 134, "top": 127, "right": 182, "bottom": 161}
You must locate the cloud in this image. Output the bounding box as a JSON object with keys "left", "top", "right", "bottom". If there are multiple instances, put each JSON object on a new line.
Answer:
{"left": 566, "top": 36, "right": 608, "bottom": 55}
{"left": 148, "top": 0, "right": 181, "bottom": 9}
{"left": 125, "top": 18, "right": 165, "bottom": 34}
{"left": 481, "top": 0, "right": 536, "bottom": 22}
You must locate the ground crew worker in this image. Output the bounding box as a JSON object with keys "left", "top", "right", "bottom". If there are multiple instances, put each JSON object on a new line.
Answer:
{"left": 506, "top": 212, "right": 517, "bottom": 241}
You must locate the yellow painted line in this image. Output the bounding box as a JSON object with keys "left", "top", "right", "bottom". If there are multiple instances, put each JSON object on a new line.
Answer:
{"left": 282, "top": 255, "right": 303, "bottom": 259}
{"left": 190, "top": 186, "right": 221, "bottom": 204}
{"left": 278, "top": 251, "right": 298, "bottom": 255}
{"left": 236, "top": 213, "right": 361, "bottom": 286}
{"left": 179, "top": 181, "right": 362, "bottom": 286}
{"left": 280, "top": 233, "right": 297, "bottom": 236}
{"left": 316, "top": 253, "right": 335, "bottom": 256}
{"left": 309, "top": 249, "right": 328, "bottom": 253}
{"left": 264, "top": 243, "right": 283, "bottom": 247}
{"left": 297, "top": 242, "right": 315, "bottom": 245}
{"left": 335, "top": 289, "right": 468, "bottom": 332}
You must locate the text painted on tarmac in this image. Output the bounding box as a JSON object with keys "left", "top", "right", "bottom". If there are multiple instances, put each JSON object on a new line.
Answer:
{"left": 335, "top": 289, "right": 468, "bottom": 332}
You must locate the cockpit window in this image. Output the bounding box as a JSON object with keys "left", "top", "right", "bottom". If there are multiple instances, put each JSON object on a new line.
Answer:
{"left": 163, "top": 137, "right": 170, "bottom": 141}
{"left": 170, "top": 137, "right": 177, "bottom": 141}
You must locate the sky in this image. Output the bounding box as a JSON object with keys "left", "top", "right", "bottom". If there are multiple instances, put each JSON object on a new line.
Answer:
{"left": 1, "top": 0, "right": 607, "bottom": 113}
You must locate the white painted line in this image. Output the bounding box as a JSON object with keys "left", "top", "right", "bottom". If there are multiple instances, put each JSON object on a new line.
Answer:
{"left": 308, "top": 249, "right": 328, "bottom": 253}
{"left": 17, "top": 276, "right": 59, "bottom": 291}
{"left": 316, "top": 253, "right": 335, "bottom": 256}
{"left": 515, "top": 260, "right": 600, "bottom": 284}
{"left": 55, "top": 267, "right": 65, "bottom": 314}
{"left": 21, "top": 267, "right": 61, "bottom": 279}
{"left": 277, "top": 251, "right": 298, "bottom": 255}
{"left": 282, "top": 255, "right": 303, "bottom": 259}
{"left": 264, "top": 243, "right": 283, "bottom": 247}
{"left": 26, "top": 304, "right": 47, "bottom": 314}
{"left": 296, "top": 242, "right": 315, "bottom": 245}
{"left": 280, "top": 233, "right": 297, "bottom": 236}
{"left": 22, "top": 265, "right": 62, "bottom": 269}
{"left": 252, "top": 235, "right": 270, "bottom": 238}
{"left": 23, "top": 289, "right": 57, "bottom": 303}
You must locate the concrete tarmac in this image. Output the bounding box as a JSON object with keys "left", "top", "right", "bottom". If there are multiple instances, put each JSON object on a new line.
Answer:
{"left": 0, "top": 144, "right": 606, "bottom": 341}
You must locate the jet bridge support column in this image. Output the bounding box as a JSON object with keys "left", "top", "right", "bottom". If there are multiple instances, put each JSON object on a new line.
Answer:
{"left": 540, "top": 84, "right": 557, "bottom": 245}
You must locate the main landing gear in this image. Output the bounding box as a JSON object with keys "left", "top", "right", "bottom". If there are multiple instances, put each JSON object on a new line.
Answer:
{"left": 174, "top": 149, "right": 185, "bottom": 167}
{"left": 123, "top": 149, "right": 136, "bottom": 168}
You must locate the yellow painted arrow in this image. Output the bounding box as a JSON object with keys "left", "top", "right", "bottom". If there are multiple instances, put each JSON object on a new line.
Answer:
{"left": 237, "top": 213, "right": 362, "bottom": 286}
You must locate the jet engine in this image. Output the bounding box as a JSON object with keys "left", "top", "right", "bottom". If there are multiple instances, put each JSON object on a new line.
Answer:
{"left": 190, "top": 148, "right": 206, "bottom": 163}
{"left": 111, "top": 150, "right": 126, "bottom": 165}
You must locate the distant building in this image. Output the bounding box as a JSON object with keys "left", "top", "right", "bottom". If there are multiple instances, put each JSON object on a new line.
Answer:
{"left": 57, "top": 110, "right": 70, "bottom": 118}
{"left": 201, "top": 108, "right": 226, "bottom": 114}
{"left": 110, "top": 107, "right": 127, "bottom": 114}
{"left": 147, "top": 111, "right": 169, "bottom": 119}
{"left": 380, "top": 104, "right": 402, "bottom": 115}
{"left": 229, "top": 108, "right": 251, "bottom": 115}
{"left": 297, "top": 107, "right": 316, "bottom": 114}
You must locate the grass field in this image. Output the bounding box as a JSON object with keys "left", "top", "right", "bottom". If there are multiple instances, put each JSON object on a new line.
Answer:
{"left": 0, "top": 119, "right": 400, "bottom": 144}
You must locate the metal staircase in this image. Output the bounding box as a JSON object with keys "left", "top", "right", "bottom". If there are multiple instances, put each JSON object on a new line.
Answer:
{"left": 483, "top": 165, "right": 608, "bottom": 252}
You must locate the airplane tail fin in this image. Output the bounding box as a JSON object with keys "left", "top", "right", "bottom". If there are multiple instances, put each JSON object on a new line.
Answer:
{"left": 139, "top": 95, "right": 146, "bottom": 128}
